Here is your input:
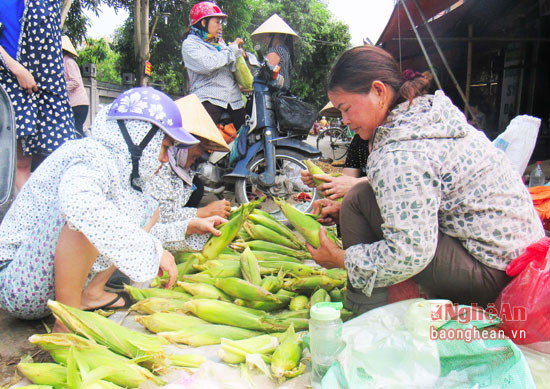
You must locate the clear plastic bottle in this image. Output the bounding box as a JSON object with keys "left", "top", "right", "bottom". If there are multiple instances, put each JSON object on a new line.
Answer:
{"left": 309, "top": 302, "right": 344, "bottom": 388}
{"left": 529, "top": 161, "right": 546, "bottom": 187}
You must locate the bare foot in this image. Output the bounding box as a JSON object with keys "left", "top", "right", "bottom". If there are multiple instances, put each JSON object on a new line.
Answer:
{"left": 52, "top": 320, "right": 71, "bottom": 333}
{"left": 80, "top": 290, "right": 126, "bottom": 311}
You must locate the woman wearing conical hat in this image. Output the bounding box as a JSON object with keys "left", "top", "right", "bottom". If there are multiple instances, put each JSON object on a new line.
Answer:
{"left": 251, "top": 14, "right": 298, "bottom": 90}
{"left": 62, "top": 36, "right": 89, "bottom": 139}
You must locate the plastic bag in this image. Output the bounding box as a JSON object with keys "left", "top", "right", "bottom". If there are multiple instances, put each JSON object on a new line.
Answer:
{"left": 492, "top": 115, "right": 541, "bottom": 175}
{"left": 272, "top": 91, "right": 317, "bottom": 133}
{"left": 229, "top": 124, "right": 249, "bottom": 166}
{"left": 495, "top": 237, "right": 550, "bottom": 352}
{"left": 322, "top": 299, "right": 535, "bottom": 389}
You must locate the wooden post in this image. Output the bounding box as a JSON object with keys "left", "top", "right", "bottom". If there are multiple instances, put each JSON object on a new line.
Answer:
{"left": 464, "top": 24, "right": 473, "bottom": 117}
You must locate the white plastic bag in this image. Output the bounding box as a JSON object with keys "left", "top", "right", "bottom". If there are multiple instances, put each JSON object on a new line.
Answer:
{"left": 493, "top": 115, "right": 541, "bottom": 175}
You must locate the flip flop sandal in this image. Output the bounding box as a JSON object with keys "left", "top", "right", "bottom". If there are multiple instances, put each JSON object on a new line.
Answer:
{"left": 84, "top": 291, "right": 133, "bottom": 312}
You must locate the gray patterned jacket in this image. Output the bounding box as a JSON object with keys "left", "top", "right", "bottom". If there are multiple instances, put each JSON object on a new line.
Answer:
{"left": 345, "top": 91, "right": 544, "bottom": 296}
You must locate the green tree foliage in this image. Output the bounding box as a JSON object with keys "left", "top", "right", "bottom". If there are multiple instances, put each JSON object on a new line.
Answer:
{"left": 68, "top": 0, "right": 351, "bottom": 106}
{"left": 77, "top": 38, "right": 122, "bottom": 84}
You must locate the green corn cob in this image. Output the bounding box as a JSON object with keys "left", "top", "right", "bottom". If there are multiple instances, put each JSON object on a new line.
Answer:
{"left": 243, "top": 222, "right": 302, "bottom": 250}
{"left": 258, "top": 261, "right": 315, "bottom": 277}
{"left": 17, "top": 363, "right": 67, "bottom": 386}
{"left": 177, "top": 281, "right": 232, "bottom": 302}
{"left": 124, "top": 285, "right": 191, "bottom": 301}
{"left": 260, "top": 275, "right": 283, "bottom": 293}
{"left": 250, "top": 251, "right": 303, "bottom": 263}
{"left": 248, "top": 210, "right": 303, "bottom": 247}
{"left": 310, "top": 288, "right": 331, "bottom": 307}
{"left": 29, "top": 333, "right": 165, "bottom": 386}
{"left": 303, "top": 160, "right": 343, "bottom": 203}
{"left": 289, "top": 295, "right": 309, "bottom": 311}
{"left": 275, "top": 309, "right": 310, "bottom": 319}
{"left": 234, "top": 298, "right": 288, "bottom": 312}
{"left": 275, "top": 198, "right": 341, "bottom": 248}
{"left": 158, "top": 324, "right": 261, "bottom": 346}
{"left": 181, "top": 273, "right": 216, "bottom": 285}
{"left": 270, "top": 324, "right": 305, "bottom": 380}
{"left": 216, "top": 252, "right": 241, "bottom": 260}
{"left": 201, "top": 264, "right": 242, "bottom": 278}
{"left": 237, "top": 227, "right": 252, "bottom": 241}
{"left": 218, "top": 334, "right": 279, "bottom": 364}
{"left": 324, "top": 268, "right": 347, "bottom": 281}
{"left": 129, "top": 297, "right": 189, "bottom": 314}
{"left": 233, "top": 240, "right": 310, "bottom": 260}
{"left": 240, "top": 247, "right": 261, "bottom": 285}
{"left": 215, "top": 277, "right": 280, "bottom": 302}
{"left": 329, "top": 288, "right": 344, "bottom": 302}
{"left": 284, "top": 275, "right": 345, "bottom": 292}
{"left": 202, "top": 206, "right": 249, "bottom": 260}
{"left": 134, "top": 312, "right": 208, "bottom": 333}
{"left": 193, "top": 259, "right": 240, "bottom": 271}
{"left": 48, "top": 301, "right": 168, "bottom": 372}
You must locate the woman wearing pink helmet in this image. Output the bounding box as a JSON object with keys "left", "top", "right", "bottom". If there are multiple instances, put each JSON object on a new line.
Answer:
{"left": 182, "top": 1, "right": 246, "bottom": 130}
{"left": 0, "top": 87, "right": 226, "bottom": 332}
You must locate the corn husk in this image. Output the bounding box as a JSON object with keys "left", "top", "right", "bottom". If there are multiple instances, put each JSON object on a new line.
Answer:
{"left": 248, "top": 209, "right": 304, "bottom": 248}
{"left": 129, "top": 297, "right": 189, "bottom": 314}
{"left": 177, "top": 281, "right": 232, "bottom": 301}
{"left": 240, "top": 248, "right": 262, "bottom": 285}
{"left": 215, "top": 277, "right": 280, "bottom": 302}
{"left": 48, "top": 300, "right": 168, "bottom": 372}
{"left": 284, "top": 275, "right": 345, "bottom": 292}
{"left": 275, "top": 198, "right": 341, "bottom": 248}
{"left": 202, "top": 206, "right": 250, "bottom": 260}
{"left": 243, "top": 222, "right": 302, "bottom": 250}
{"left": 124, "top": 285, "right": 191, "bottom": 301}
{"left": 258, "top": 261, "right": 315, "bottom": 277}
{"left": 134, "top": 312, "right": 208, "bottom": 333}
{"left": 158, "top": 324, "right": 261, "bottom": 346}
{"left": 310, "top": 288, "right": 331, "bottom": 306}
{"left": 17, "top": 363, "right": 67, "bottom": 386}
{"left": 218, "top": 334, "right": 279, "bottom": 364}
{"left": 29, "top": 333, "right": 165, "bottom": 386}
{"left": 270, "top": 324, "right": 305, "bottom": 381}
{"left": 289, "top": 295, "right": 309, "bottom": 311}
{"left": 232, "top": 240, "right": 310, "bottom": 260}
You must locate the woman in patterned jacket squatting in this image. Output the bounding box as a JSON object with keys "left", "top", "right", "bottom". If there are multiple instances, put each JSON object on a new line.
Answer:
{"left": 307, "top": 46, "right": 544, "bottom": 314}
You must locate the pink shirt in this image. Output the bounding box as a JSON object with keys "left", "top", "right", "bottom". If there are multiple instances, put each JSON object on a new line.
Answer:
{"left": 63, "top": 55, "right": 89, "bottom": 107}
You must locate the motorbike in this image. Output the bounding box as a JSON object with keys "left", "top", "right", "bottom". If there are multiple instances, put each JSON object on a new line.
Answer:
{"left": 197, "top": 52, "right": 321, "bottom": 220}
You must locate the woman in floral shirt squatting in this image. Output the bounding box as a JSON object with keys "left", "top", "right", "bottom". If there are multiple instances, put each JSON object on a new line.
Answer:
{"left": 307, "top": 46, "right": 544, "bottom": 314}
{"left": 0, "top": 88, "right": 225, "bottom": 332}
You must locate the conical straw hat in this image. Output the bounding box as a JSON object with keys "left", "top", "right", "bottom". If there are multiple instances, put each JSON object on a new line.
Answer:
{"left": 61, "top": 35, "right": 78, "bottom": 57}
{"left": 251, "top": 14, "right": 299, "bottom": 44}
{"left": 174, "top": 94, "right": 230, "bottom": 152}
{"left": 320, "top": 101, "right": 341, "bottom": 118}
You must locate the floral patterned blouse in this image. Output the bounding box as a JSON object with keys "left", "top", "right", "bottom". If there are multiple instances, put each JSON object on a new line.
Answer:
{"left": 345, "top": 91, "right": 545, "bottom": 296}
{"left": 146, "top": 165, "right": 209, "bottom": 253}
{"left": 0, "top": 105, "right": 169, "bottom": 283}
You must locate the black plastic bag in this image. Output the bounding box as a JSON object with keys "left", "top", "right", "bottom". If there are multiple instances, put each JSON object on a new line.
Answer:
{"left": 272, "top": 91, "right": 317, "bottom": 133}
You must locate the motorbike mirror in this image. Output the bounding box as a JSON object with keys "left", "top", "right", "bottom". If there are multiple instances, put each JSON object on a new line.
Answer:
{"left": 246, "top": 52, "right": 260, "bottom": 67}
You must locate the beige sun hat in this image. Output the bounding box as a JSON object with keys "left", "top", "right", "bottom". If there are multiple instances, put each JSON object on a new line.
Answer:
{"left": 251, "top": 14, "right": 299, "bottom": 45}
{"left": 174, "top": 94, "right": 230, "bottom": 152}
{"left": 320, "top": 101, "right": 341, "bottom": 118}
{"left": 61, "top": 35, "right": 78, "bottom": 57}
